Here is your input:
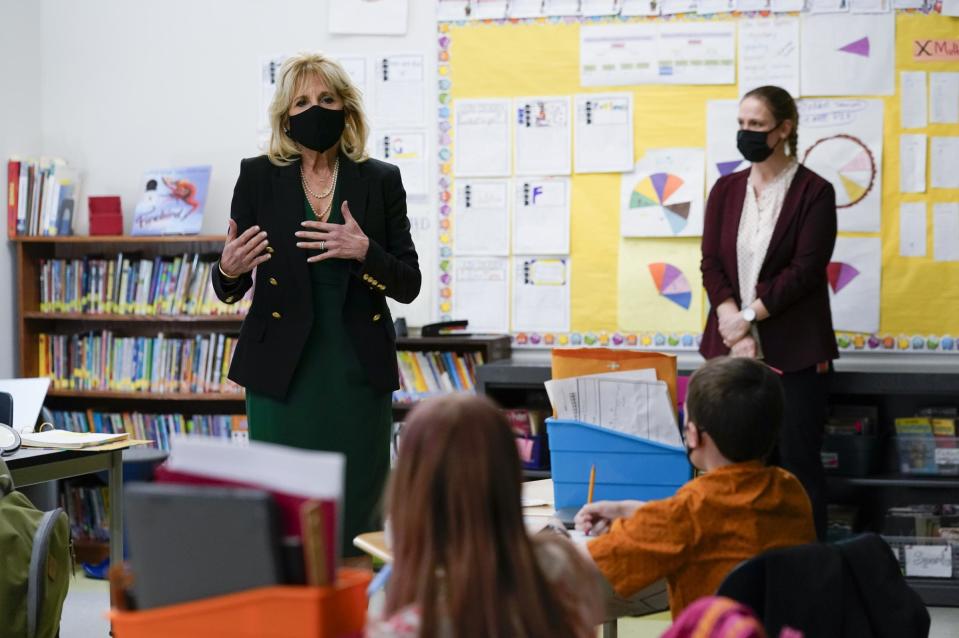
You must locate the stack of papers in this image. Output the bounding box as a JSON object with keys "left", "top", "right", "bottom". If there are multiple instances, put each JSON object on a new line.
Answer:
{"left": 21, "top": 430, "right": 129, "bottom": 449}
{"left": 545, "top": 369, "right": 682, "bottom": 447}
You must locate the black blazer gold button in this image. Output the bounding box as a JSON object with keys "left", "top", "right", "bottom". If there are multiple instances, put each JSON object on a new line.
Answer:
{"left": 269, "top": 277, "right": 278, "bottom": 286}
{"left": 272, "top": 311, "right": 282, "bottom": 319}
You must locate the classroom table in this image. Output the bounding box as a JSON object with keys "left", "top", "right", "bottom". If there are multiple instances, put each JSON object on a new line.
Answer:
{"left": 6, "top": 446, "right": 124, "bottom": 593}
{"left": 354, "top": 479, "right": 620, "bottom": 637}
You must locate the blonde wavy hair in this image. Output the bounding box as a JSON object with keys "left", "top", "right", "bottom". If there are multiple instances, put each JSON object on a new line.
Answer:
{"left": 267, "top": 52, "right": 369, "bottom": 166}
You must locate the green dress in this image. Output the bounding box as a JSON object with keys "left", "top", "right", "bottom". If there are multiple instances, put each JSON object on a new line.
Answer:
{"left": 246, "top": 184, "right": 393, "bottom": 557}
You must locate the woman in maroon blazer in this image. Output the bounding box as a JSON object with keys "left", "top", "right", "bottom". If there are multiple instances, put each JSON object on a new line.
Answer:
{"left": 700, "top": 85, "right": 838, "bottom": 540}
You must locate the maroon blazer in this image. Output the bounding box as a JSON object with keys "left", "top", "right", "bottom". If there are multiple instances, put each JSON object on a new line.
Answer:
{"left": 700, "top": 164, "right": 839, "bottom": 372}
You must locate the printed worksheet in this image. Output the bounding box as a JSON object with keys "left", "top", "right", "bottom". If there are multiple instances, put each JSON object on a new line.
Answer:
{"left": 453, "top": 179, "right": 510, "bottom": 256}
{"left": 370, "top": 130, "right": 427, "bottom": 196}
{"left": 931, "top": 137, "right": 959, "bottom": 189}
{"left": 453, "top": 99, "right": 512, "bottom": 177}
{"left": 900, "top": 71, "right": 928, "bottom": 129}
{"left": 514, "top": 96, "right": 572, "bottom": 176}
{"left": 899, "top": 202, "right": 927, "bottom": 258}
{"left": 373, "top": 54, "right": 425, "bottom": 127}
{"left": 511, "top": 257, "right": 571, "bottom": 333}
{"left": 899, "top": 134, "right": 927, "bottom": 194}
{"left": 513, "top": 177, "right": 571, "bottom": 255}
{"left": 738, "top": 17, "right": 800, "bottom": 98}
{"left": 453, "top": 258, "right": 510, "bottom": 332}
{"left": 573, "top": 93, "right": 634, "bottom": 173}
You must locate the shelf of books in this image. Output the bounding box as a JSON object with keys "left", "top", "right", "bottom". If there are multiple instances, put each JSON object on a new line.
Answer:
{"left": 391, "top": 336, "right": 512, "bottom": 416}
{"left": 14, "top": 235, "right": 250, "bottom": 455}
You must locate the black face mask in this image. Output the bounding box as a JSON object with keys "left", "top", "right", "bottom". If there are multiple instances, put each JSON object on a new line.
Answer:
{"left": 737, "top": 122, "right": 782, "bottom": 163}
{"left": 287, "top": 105, "right": 345, "bottom": 153}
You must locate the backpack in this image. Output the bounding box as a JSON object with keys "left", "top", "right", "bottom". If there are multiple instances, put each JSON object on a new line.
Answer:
{"left": 0, "top": 457, "right": 71, "bottom": 638}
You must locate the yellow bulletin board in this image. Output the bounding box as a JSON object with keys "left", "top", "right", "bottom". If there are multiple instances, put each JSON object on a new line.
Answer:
{"left": 435, "top": 13, "right": 959, "bottom": 352}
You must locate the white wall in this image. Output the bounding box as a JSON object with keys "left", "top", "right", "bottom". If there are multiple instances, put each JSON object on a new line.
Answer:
{"left": 38, "top": 0, "right": 437, "bottom": 323}
{"left": 0, "top": 0, "right": 42, "bottom": 378}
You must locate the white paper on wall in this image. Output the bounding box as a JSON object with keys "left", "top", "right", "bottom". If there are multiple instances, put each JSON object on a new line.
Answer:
{"left": 621, "top": 0, "right": 662, "bottom": 14}
{"left": 706, "top": 100, "right": 748, "bottom": 196}
{"left": 828, "top": 236, "right": 881, "bottom": 334}
{"left": 738, "top": 16, "right": 800, "bottom": 99}
{"left": 513, "top": 177, "right": 571, "bottom": 255}
{"left": 931, "top": 137, "right": 959, "bottom": 189}
{"left": 329, "top": 0, "right": 408, "bottom": 34}
{"left": 452, "top": 257, "right": 510, "bottom": 332}
{"left": 370, "top": 130, "right": 428, "bottom": 196}
{"left": 573, "top": 93, "right": 634, "bottom": 174}
{"left": 899, "top": 134, "right": 927, "bottom": 194}
{"left": 621, "top": 148, "right": 706, "bottom": 238}
{"left": 544, "top": 0, "right": 582, "bottom": 15}
{"left": 386, "top": 203, "right": 435, "bottom": 327}
{"left": 508, "top": 0, "right": 546, "bottom": 17}
{"left": 808, "top": 0, "right": 849, "bottom": 11}
{"left": 580, "top": 23, "right": 660, "bottom": 87}
{"left": 437, "top": 0, "right": 470, "bottom": 20}
{"left": 899, "top": 201, "right": 927, "bottom": 258}
{"left": 513, "top": 96, "right": 572, "bottom": 176}
{"left": 849, "top": 0, "right": 890, "bottom": 11}
{"left": 511, "top": 257, "right": 571, "bottom": 332}
{"left": 900, "top": 71, "right": 928, "bottom": 129}
{"left": 373, "top": 54, "right": 426, "bottom": 127}
{"left": 453, "top": 99, "right": 512, "bottom": 177}
{"left": 697, "top": 0, "right": 736, "bottom": 14}
{"left": 798, "top": 99, "right": 884, "bottom": 232}
{"left": 660, "top": 0, "right": 699, "bottom": 13}
{"left": 469, "top": 0, "right": 509, "bottom": 20}
{"left": 581, "top": 0, "right": 621, "bottom": 15}
{"left": 800, "top": 14, "right": 895, "bottom": 96}
{"left": 771, "top": 0, "right": 806, "bottom": 9}
{"left": 930, "top": 73, "right": 959, "bottom": 125}
{"left": 933, "top": 203, "right": 959, "bottom": 262}
{"left": 258, "top": 54, "right": 289, "bottom": 149}
{"left": 453, "top": 179, "right": 510, "bottom": 256}
{"left": 657, "top": 21, "right": 736, "bottom": 85}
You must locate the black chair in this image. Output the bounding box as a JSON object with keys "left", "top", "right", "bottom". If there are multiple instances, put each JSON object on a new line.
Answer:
{"left": 717, "top": 533, "right": 930, "bottom": 638}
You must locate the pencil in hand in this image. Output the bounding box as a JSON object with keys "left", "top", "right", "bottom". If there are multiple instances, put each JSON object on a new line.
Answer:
{"left": 587, "top": 464, "right": 596, "bottom": 505}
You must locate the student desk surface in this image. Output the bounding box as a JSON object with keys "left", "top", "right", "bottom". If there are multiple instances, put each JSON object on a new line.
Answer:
{"left": 354, "top": 479, "right": 557, "bottom": 560}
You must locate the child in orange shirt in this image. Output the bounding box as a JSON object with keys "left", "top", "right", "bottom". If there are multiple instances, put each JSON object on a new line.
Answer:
{"left": 576, "top": 357, "right": 816, "bottom": 618}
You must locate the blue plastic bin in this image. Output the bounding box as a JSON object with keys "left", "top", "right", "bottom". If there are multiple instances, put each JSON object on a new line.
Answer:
{"left": 547, "top": 418, "right": 692, "bottom": 509}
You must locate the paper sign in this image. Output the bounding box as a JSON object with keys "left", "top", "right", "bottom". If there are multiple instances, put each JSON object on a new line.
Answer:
{"left": 904, "top": 545, "right": 953, "bottom": 578}
{"left": 899, "top": 202, "right": 927, "bottom": 258}
{"left": 934, "top": 203, "right": 959, "bottom": 263}
{"left": 899, "top": 134, "right": 927, "bottom": 194}
{"left": 936, "top": 447, "right": 959, "bottom": 465}
{"left": 913, "top": 39, "right": 959, "bottom": 61}
{"left": 900, "top": 71, "right": 928, "bottom": 129}
{"left": 931, "top": 73, "right": 959, "bottom": 125}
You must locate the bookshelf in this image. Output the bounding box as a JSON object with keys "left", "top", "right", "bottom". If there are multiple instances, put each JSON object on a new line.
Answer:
{"left": 13, "top": 235, "right": 246, "bottom": 562}
{"left": 14, "top": 235, "right": 244, "bottom": 397}
{"left": 391, "top": 335, "right": 511, "bottom": 420}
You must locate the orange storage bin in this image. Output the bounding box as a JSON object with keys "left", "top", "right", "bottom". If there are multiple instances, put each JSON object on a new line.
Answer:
{"left": 111, "top": 568, "right": 372, "bottom": 638}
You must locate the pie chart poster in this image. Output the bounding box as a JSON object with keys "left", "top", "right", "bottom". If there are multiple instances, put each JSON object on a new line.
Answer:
{"left": 798, "top": 99, "right": 884, "bottom": 233}
{"left": 829, "top": 236, "right": 882, "bottom": 335}
{"left": 618, "top": 237, "right": 704, "bottom": 334}
{"left": 620, "top": 148, "right": 706, "bottom": 238}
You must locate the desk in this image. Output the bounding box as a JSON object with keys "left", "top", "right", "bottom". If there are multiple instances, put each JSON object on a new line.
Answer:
{"left": 354, "top": 479, "right": 619, "bottom": 638}
{"left": 6, "top": 447, "right": 124, "bottom": 584}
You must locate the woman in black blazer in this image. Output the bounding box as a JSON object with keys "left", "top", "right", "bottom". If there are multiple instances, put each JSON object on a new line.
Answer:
{"left": 212, "top": 52, "right": 420, "bottom": 557}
